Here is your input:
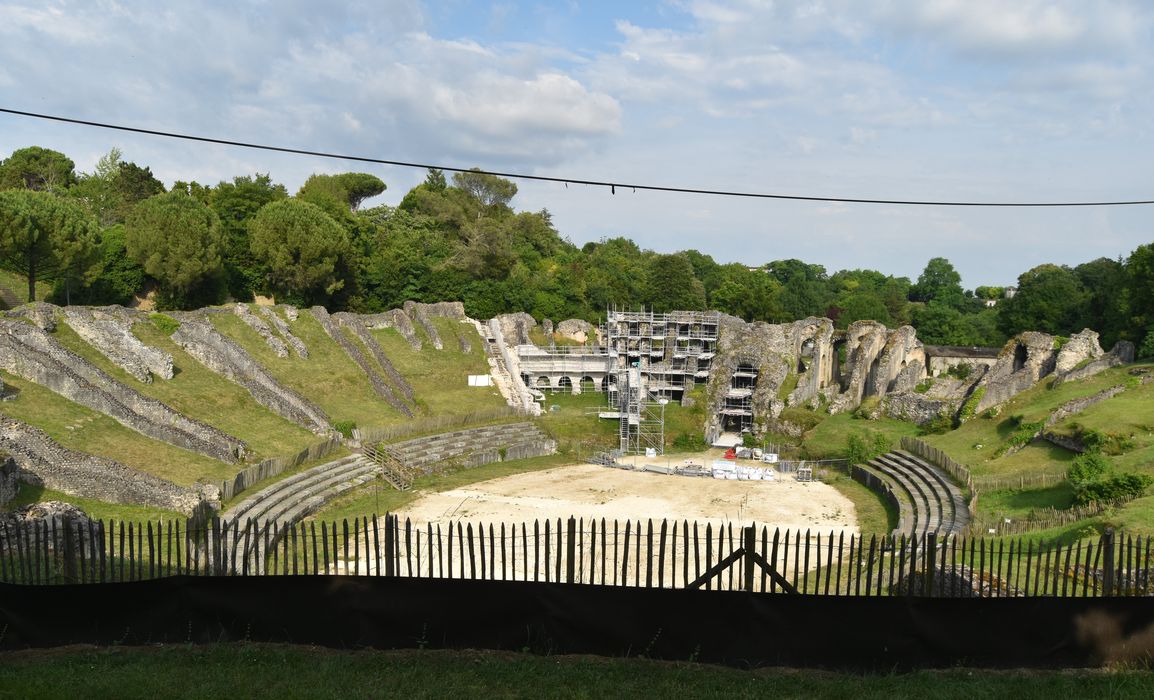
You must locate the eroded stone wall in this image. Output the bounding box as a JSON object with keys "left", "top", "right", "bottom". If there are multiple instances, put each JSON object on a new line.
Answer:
{"left": 0, "top": 317, "right": 245, "bottom": 462}
{"left": 172, "top": 317, "right": 331, "bottom": 433}
{"left": 0, "top": 416, "right": 216, "bottom": 515}
{"left": 63, "top": 305, "right": 174, "bottom": 383}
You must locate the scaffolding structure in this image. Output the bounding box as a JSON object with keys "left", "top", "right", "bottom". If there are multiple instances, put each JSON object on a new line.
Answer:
{"left": 604, "top": 307, "right": 720, "bottom": 454}
{"left": 720, "top": 364, "right": 758, "bottom": 434}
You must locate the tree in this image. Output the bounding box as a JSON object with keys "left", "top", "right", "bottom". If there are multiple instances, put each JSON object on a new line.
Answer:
{"left": 1075, "top": 257, "right": 1127, "bottom": 347}
{"left": 125, "top": 191, "right": 226, "bottom": 309}
{"left": 910, "top": 257, "right": 964, "bottom": 308}
{"left": 249, "top": 199, "right": 352, "bottom": 306}
{"left": 767, "top": 259, "right": 833, "bottom": 320}
{"left": 0, "top": 190, "right": 100, "bottom": 301}
{"left": 211, "top": 174, "right": 288, "bottom": 299}
{"left": 452, "top": 168, "right": 517, "bottom": 209}
{"left": 997, "top": 264, "right": 1089, "bottom": 337}
{"left": 644, "top": 254, "right": 706, "bottom": 312}
{"left": 297, "top": 173, "right": 386, "bottom": 214}
{"left": 0, "top": 146, "right": 77, "bottom": 192}
{"left": 60, "top": 224, "right": 146, "bottom": 306}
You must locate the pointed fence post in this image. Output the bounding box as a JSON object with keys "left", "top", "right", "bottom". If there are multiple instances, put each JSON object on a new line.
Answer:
{"left": 1102, "top": 528, "right": 1116, "bottom": 597}
{"left": 566, "top": 517, "right": 576, "bottom": 584}
{"left": 742, "top": 526, "right": 755, "bottom": 592}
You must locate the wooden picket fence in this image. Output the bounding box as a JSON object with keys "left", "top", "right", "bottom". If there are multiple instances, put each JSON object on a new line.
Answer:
{"left": 2, "top": 515, "right": 1152, "bottom": 597}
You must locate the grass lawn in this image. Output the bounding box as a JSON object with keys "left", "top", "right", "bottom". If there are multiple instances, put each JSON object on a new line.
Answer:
{"left": 0, "top": 373, "right": 234, "bottom": 486}
{"left": 537, "top": 390, "right": 619, "bottom": 453}
{"left": 46, "top": 319, "right": 319, "bottom": 463}
{"left": 822, "top": 471, "right": 897, "bottom": 535}
{"left": 2, "top": 644, "right": 1152, "bottom": 699}
{"left": 801, "top": 412, "right": 920, "bottom": 460}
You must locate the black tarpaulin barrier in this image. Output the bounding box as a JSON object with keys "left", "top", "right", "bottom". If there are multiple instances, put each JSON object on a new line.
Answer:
{"left": 3, "top": 576, "right": 1154, "bottom": 669}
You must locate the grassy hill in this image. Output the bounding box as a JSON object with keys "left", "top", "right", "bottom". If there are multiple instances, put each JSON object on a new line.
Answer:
{"left": 0, "top": 299, "right": 506, "bottom": 517}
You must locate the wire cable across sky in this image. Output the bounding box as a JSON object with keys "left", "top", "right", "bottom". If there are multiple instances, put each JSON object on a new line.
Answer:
{"left": 3, "top": 106, "right": 1153, "bottom": 208}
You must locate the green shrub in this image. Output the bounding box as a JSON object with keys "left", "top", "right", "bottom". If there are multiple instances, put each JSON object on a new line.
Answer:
{"left": 846, "top": 429, "right": 891, "bottom": 465}
{"left": 333, "top": 420, "right": 357, "bottom": 439}
{"left": 672, "top": 432, "right": 707, "bottom": 451}
{"left": 1074, "top": 473, "right": 1153, "bottom": 506}
{"left": 918, "top": 413, "right": 954, "bottom": 436}
{"left": 958, "top": 387, "right": 985, "bottom": 422}
{"left": 913, "top": 379, "right": 933, "bottom": 394}
{"left": 945, "top": 363, "right": 971, "bottom": 380}
{"left": 150, "top": 313, "right": 180, "bottom": 335}
{"left": 1053, "top": 336, "right": 1069, "bottom": 350}
{"left": 852, "top": 396, "right": 880, "bottom": 420}
{"left": 1067, "top": 452, "right": 1109, "bottom": 485}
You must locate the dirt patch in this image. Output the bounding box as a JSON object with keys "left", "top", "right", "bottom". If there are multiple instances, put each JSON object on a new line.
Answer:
{"left": 396, "top": 462, "right": 858, "bottom": 533}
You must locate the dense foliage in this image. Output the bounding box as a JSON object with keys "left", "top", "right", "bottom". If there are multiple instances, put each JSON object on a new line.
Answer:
{"left": 0, "top": 145, "right": 1151, "bottom": 356}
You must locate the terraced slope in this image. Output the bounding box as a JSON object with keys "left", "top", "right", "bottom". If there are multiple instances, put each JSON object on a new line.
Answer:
{"left": 860, "top": 450, "right": 968, "bottom": 536}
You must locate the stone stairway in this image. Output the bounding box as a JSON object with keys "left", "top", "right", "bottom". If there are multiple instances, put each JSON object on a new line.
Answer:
{"left": 477, "top": 319, "right": 541, "bottom": 415}
{"left": 860, "top": 450, "right": 969, "bottom": 537}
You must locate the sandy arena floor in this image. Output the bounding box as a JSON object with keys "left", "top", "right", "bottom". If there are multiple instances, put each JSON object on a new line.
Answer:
{"left": 395, "top": 461, "right": 858, "bottom": 534}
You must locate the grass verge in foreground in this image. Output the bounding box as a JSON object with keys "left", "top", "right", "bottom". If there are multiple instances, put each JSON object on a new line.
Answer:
{"left": 1, "top": 644, "right": 1153, "bottom": 700}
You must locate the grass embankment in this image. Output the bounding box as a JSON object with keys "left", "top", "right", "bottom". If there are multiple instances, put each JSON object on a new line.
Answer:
{"left": 0, "top": 373, "right": 232, "bottom": 486}
{"left": 368, "top": 318, "right": 505, "bottom": 418}
{"left": 2, "top": 645, "right": 1153, "bottom": 699}
{"left": 49, "top": 319, "right": 319, "bottom": 462}
{"left": 0, "top": 267, "right": 52, "bottom": 305}
{"left": 5, "top": 484, "right": 184, "bottom": 521}
{"left": 210, "top": 309, "right": 399, "bottom": 429}
{"left": 918, "top": 364, "right": 1154, "bottom": 531}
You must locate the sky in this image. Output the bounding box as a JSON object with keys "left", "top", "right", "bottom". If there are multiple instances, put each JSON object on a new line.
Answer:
{"left": 2, "top": 0, "right": 1153, "bottom": 288}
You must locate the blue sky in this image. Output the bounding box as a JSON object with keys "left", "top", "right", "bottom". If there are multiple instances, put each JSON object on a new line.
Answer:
{"left": 1, "top": 0, "right": 1152, "bottom": 288}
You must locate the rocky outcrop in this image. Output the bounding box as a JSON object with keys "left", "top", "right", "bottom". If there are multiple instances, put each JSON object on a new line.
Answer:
{"left": 493, "top": 312, "right": 538, "bottom": 347}
{"left": 0, "top": 416, "right": 217, "bottom": 515}
{"left": 235, "top": 303, "right": 288, "bottom": 358}
{"left": 361, "top": 309, "right": 421, "bottom": 350}
{"left": 310, "top": 307, "right": 413, "bottom": 417}
{"left": 401, "top": 301, "right": 470, "bottom": 352}
{"left": 6, "top": 301, "right": 57, "bottom": 331}
{"left": 556, "top": 318, "right": 597, "bottom": 344}
{"left": 1055, "top": 329, "right": 1104, "bottom": 374}
{"left": 172, "top": 317, "right": 331, "bottom": 433}
{"left": 258, "top": 306, "right": 308, "bottom": 358}
{"left": 0, "top": 318, "right": 245, "bottom": 462}
{"left": 882, "top": 393, "right": 956, "bottom": 425}
{"left": 63, "top": 306, "right": 174, "bottom": 383}
{"left": 1055, "top": 340, "right": 1135, "bottom": 385}
{"left": 0, "top": 453, "right": 16, "bottom": 506}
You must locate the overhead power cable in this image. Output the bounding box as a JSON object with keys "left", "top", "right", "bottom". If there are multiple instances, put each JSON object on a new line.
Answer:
{"left": 3, "top": 106, "right": 1153, "bottom": 207}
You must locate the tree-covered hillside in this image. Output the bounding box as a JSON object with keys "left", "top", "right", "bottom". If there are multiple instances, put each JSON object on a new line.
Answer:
{"left": 1, "top": 145, "right": 1152, "bottom": 355}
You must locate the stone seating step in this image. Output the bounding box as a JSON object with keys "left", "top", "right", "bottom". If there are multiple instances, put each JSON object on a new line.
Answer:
{"left": 261, "top": 464, "right": 379, "bottom": 526}
{"left": 874, "top": 455, "right": 943, "bottom": 527}
{"left": 224, "top": 455, "right": 365, "bottom": 523}
{"left": 888, "top": 451, "right": 969, "bottom": 534}
{"left": 886, "top": 453, "right": 959, "bottom": 533}
{"left": 868, "top": 458, "right": 937, "bottom": 533}
{"left": 858, "top": 462, "right": 919, "bottom": 535}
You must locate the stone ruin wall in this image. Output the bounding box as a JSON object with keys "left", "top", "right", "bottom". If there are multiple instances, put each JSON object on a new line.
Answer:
{"left": 235, "top": 303, "right": 290, "bottom": 358}
{"left": 258, "top": 306, "right": 309, "bottom": 358}
{"left": 62, "top": 305, "right": 175, "bottom": 383}
{"left": 332, "top": 311, "right": 416, "bottom": 405}
{"left": 310, "top": 307, "right": 413, "bottom": 417}
{"left": 172, "top": 317, "right": 332, "bottom": 433}
{"left": 0, "top": 317, "right": 246, "bottom": 463}
{"left": 0, "top": 416, "right": 216, "bottom": 515}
